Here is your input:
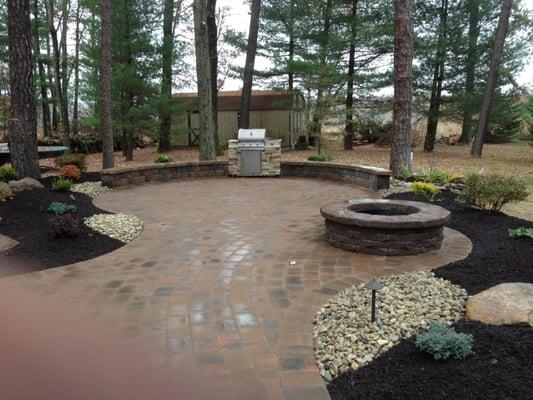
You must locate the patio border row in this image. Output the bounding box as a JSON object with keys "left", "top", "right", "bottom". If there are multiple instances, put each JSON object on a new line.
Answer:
{"left": 100, "top": 160, "right": 391, "bottom": 190}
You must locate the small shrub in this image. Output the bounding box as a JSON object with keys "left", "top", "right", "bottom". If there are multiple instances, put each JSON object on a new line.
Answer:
{"left": 508, "top": 227, "right": 533, "bottom": 239}
{"left": 0, "top": 182, "right": 13, "bottom": 200}
{"left": 0, "top": 166, "right": 18, "bottom": 183}
{"left": 50, "top": 214, "right": 79, "bottom": 238}
{"left": 155, "top": 155, "right": 174, "bottom": 164}
{"left": 415, "top": 322, "right": 474, "bottom": 361}
{"left": 59, "top": 164, "right": 81, "bottom": 180}
{"left": 400, "top": 164, "right": 414, "bottom": 181}
{"left": 308, "top": 154, "right": 331, "bottom": 162}
{"left": 459, "top": 173, "right": 529, "bottom": 212}
{"left": 54, "top": 153, "right": 87, "bottom": 172}
{"left": 52, "top": 177, "right": 73, "bottom": 192}
{"left": 48, "top": 202, "right": 77, "bottom": 215}
{"left": 410, "top": 181, "right": 441, "bottom": 201}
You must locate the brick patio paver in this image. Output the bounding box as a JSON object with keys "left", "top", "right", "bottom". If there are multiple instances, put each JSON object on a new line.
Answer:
{"left": 3, "top": 178, "right": 472, "bottom": 399}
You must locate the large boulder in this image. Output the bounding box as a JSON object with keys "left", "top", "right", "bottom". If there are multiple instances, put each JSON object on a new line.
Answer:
{"left": 0, "top": 233, "right": 18, "bottom": 252}
{"left": 466, "top": 283, "right": 533, "bottom": 325}
{"left": 8, "top": 177, "right": 44, "bottom": 192}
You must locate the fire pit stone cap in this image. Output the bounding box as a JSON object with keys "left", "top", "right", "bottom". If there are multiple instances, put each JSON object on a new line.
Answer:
{"left": 320, "top": 198, "right": 450, "bottom": 229}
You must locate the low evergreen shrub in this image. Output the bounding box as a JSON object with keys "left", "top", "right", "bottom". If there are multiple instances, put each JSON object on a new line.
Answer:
{"left": 155, "top": 155, "right": 174, "bottom": 163}
{"left": 415, "top": 322, "right": 474, "bottom": 361}
{"left": 48, "top": 202, "right": 77, "bottom": 215}
{"left": 459, "top": 173, "right": 529, "bottom": 212}
{"left": 308, "top": 154, "right": 331, "bottom": 162}
{"left": 508, "top": 227, "right": 533, "bottom": 239}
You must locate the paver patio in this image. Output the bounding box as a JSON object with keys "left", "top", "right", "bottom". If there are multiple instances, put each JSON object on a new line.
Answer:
{"left": 3, "top": 178, "right": 472, "bottom": 399}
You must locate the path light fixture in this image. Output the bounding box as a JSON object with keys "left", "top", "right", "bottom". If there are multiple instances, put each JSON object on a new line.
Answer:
{"left": 365, "top": 279, "right": 383, "bottom": 323}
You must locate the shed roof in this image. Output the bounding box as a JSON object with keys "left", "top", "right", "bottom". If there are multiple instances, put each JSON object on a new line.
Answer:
{"left": 172, "top": 90, "right": 296, "bottom": 112}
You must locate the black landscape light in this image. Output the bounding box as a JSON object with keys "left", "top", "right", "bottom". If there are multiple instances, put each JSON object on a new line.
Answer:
{"left": 365, "top": 279, "right": 383, "bottom": 323}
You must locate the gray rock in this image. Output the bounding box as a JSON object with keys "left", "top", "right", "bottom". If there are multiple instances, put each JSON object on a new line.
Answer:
{"left": 466, "top": 282, "right": 533, "bottom": 325}
{"left": 0, "top": 233, "right": 18, "bottom": 252}
{"left": 9, "top": 177, "right": 44, "bottom": 192}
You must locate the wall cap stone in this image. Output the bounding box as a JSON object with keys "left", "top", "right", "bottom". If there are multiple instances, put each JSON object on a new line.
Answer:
{"left": 281, "top": 161, "right": 391, "bottom": 176}
{"left": 100, "top": 161, "right": 229, "bottom": 176}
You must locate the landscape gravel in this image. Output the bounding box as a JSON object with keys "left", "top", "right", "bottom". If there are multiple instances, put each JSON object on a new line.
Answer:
{"left": 84, "top": 213, "right": 143, "bottom": 243}
{"left": 71, "top": 181, "right": 112, "bottom": 198}
{"left": 313, "top": 271, "right": 467, "bottom": 382}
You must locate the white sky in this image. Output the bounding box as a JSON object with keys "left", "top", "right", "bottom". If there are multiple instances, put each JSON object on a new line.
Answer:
{"left": 218, "top": 0, "right": 533, "bottom": 92}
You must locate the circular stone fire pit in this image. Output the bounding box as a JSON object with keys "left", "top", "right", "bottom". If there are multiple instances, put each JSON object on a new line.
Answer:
{"left": 320, "top": 199, "right": 450, "bottom": 256}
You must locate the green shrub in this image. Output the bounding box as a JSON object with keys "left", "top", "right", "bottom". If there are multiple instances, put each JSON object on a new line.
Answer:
{"left": 54, "top": 153, "right": 87, "bottom": 172}
{"left": 410, "top": 181, "right": 441, "bottom": 201}
{"left": 155, "top": 155, "right": 174, "bottom": 163}
{"left": 415, "top": 322, "right": 474, "bottom": 361}
{"left": 459, "top": 173, "right": 529, "bottom": 212}
{"left": 508, "top": 227, "right": 533, "bottom": 239}
{"left": 0, "top": 182, "right": 13, "bottom": 200}
{"left": 52, "top": 177, "right": 73, "bottom": 192}
{"left": 308, "top": 154, "right": 332, "bottom": 162}
{"left": 48, "top": 202, "right": 77, "bottom": 215}
{"left": 0, "top": 166, "right": 18, "bottom": 183}
{"left": 400, "top": 164, "right": 414, "bottom": 181}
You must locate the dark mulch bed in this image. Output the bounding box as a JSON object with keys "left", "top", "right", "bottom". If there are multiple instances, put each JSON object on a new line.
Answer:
{"left": 0, "top": 173, "right": 122, "bottom": 276}
{"left": 329, "top": 320, "right": 533, "bottom": 400}
{"left": 388, "top": 191, "right": 533, "bottom": 294}
{"left": 329, "top": 191, "right": 533, "bottom": 400}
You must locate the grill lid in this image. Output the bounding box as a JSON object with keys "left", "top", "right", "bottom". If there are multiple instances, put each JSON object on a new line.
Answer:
{"left": 238, "top": 129, "right": 266, "bottom": 142}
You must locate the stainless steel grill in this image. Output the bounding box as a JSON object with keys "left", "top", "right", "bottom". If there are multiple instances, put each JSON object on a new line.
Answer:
{"left": 237, "top": 129, "right": 266, "bottom": 176}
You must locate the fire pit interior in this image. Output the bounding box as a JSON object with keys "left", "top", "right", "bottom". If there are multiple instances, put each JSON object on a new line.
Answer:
{"left": 321, "top": 199, "right": 451, "bottom": 256}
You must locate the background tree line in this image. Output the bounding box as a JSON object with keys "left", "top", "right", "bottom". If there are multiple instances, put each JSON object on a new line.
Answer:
{"left": 1, "top": 0, "right": 531, "bottom": 177}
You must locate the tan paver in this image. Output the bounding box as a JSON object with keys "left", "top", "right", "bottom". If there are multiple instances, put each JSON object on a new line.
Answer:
{"left": 4, "top": 178, "right": 472, "bottom": 399}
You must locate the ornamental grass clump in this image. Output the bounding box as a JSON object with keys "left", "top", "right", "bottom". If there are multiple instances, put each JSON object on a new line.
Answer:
{"left": 508, "top": 227, "right": 533, "bottom": 239}
{"left": 48, "top": 202, "right": 77, "bottom": 215}
{"left": 0, "top": 182, "right": 13, "bottom": 200}
{"left": 410, "top": 181, "right": 440, "bottom": 201}
{"left": 415, "top": 322, "right": 473, "bottom": 361}
{"left": 0, "top": 166, "right": 18, "bottom": 183}
{"left": 459, "top": 173, "right": 529, "bottom": 213}
{"left": 52, "top": 177, "right": 73, "bottom": 192}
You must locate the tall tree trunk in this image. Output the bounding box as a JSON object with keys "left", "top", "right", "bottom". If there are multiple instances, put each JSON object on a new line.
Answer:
{"left": 7, "top": 0, "right": 40, "bottom": 178}
{"left": 47, "top": 0, "right": 69, "bottom": 144}
{"left": 239, "top": 0, "right": 262, "bottom": 130}
{"left": 158, "top": 0, "right": 174, "bottom": 152}
{"left": 459, "top": 0, "right": 480, "bottom": 144}
{"left": 193, "top": 0, "right": 217, "bottom": 160}
{"left": 344, "top": 0, "right": 358, "bottom": 151}
{"left": 287, "top": 0, "right": 294, "bottom": 91}
{"left": 122, "top": 0, "right": 134, "bottom": 161}
{"left": 471, "top": 0, "right": 512, "bottom": 157}
{"left": 100, "top": 0, "right": 114, "bottom": 169}
{"left": 72, "top": 0, "right": 81, "bottom": 138}
{"left": 390, "top": 0, "right": 414, "bottom": 177}
{"left": 206, "top": 0, "right": 218, "bottom": 149}
{"left": 45, "top": 14, "right": 59, "bottom": 131}
{"left": 310, "top": 0, "right": 332, "bottom": 151}
{"left": 32, "top": 0, "right": 51, "bottom": 138}
{"left": 423, "top": 0, "right": 448, "bottom": 152}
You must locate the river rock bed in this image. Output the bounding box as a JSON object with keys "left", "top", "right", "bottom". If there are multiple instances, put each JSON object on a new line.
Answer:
{"left": 71, "top": 181, "right": 112, "bottom": 198}
{"left": 313, "top": 271, "right": 467, "bottom": 382}
{"left": 84, "top": 214, "right": 144, "bottom": 243}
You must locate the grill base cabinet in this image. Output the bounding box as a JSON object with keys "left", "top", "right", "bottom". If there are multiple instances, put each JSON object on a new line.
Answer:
{"left": 228, "top": 129, "right": 281, "bottom": 177}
